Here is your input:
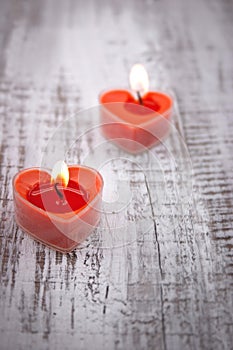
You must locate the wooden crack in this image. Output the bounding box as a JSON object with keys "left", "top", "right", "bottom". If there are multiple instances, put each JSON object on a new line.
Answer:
{"left": 144, "top": 175, "right": 167, "bottom": 350}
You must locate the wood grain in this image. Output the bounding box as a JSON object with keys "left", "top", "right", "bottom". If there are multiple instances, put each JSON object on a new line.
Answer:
{"left": 0, "top": 0, "right": 233, "bottom": 349}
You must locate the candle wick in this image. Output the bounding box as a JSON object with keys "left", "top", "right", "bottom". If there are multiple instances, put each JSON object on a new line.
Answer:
{"left": 136, "top": 91, "right": 143, "bottom": 105}
{"left": 54, "top": 183, "right": 64, "bottom": 200}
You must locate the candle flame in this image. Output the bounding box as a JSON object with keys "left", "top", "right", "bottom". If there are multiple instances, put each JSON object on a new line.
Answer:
{"left": 129, "top": 64, "right": 149, "bottom": 95}
{"left": 51, "top": 160, "right": 69, "bottom": 187}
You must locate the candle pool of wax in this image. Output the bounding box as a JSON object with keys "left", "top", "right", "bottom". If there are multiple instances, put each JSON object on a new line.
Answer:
{"left": 27, "top": 180, "right": 89, "bottom": 214}
{"left": 121, "top": 91, "right": 160, "bottom": 115}
{"left": 100, "top": 90, "right": 172, "bottom": 123}
{"left": 124, "top": 98, "right": 160, "bottom": 115}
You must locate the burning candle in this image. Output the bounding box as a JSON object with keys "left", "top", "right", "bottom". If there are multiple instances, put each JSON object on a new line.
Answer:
{"left": 99, "top": 64, "right": 173, "bottom": 154}
{"left": 13, "top": 161, "right": 104, "bottom": 253}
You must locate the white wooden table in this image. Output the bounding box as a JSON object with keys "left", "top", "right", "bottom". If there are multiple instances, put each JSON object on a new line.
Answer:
{"left": 0, "top": 0, "right": 233, "bottom": 349}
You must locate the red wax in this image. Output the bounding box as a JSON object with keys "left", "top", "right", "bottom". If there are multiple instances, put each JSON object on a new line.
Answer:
{"left": 28, "top": 180, "right": 89, "bottom": 214}
{"left": 13, "top": 166, "right": 104, "bottom": 253}
{"left": 99, "top": 89, "right": 173, "bottom": 153}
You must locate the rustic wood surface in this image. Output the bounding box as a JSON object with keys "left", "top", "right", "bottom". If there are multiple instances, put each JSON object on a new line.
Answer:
{"left": 0, "top": 0, "right": 233, "bottom": 349}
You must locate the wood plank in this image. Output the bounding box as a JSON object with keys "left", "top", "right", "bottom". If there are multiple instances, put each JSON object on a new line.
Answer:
{"left": 0, "top": 0, "right": 232, "bottom": 349}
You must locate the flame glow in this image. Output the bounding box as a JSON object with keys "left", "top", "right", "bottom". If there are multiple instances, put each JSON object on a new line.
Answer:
{"left": 51, "top": 160, "right": 69, "bottom": 187}
{"left": 129, "top": 64, "right": 149, "bottom": 95}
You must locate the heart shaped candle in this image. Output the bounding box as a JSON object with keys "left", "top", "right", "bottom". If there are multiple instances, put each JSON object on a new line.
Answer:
{"left": 99, "top": 64, "right": 173, "bottom": 154}
{"left": 13, "top": 162, "right": 104, "bottom": 253}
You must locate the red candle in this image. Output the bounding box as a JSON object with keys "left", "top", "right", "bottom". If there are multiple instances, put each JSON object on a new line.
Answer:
{"left": 13, "top": 162, "right": 104, "bottom": 253}
{"left": 99, "top": 64, "right": 173, "bottom": 154}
